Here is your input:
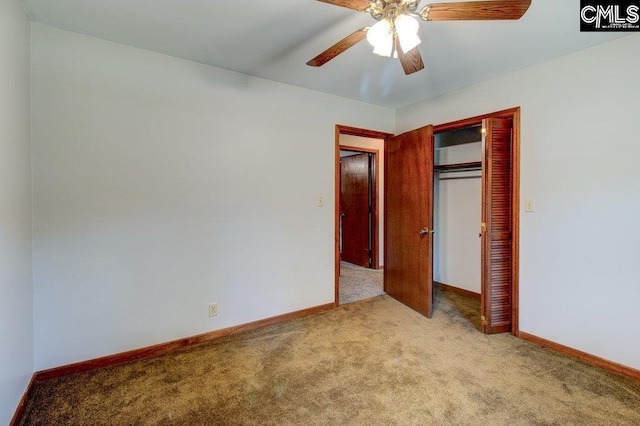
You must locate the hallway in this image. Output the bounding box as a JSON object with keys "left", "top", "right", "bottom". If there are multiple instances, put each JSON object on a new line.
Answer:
{"left": 338, "top": 261, "right": 384, "bottom": 305}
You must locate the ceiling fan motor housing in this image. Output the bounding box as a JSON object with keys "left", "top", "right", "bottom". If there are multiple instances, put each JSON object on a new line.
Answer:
{"left": 369, "top": 0, "right": 421, "bottom": 21}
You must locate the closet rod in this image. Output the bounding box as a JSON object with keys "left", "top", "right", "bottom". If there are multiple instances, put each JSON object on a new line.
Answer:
{"left": 437, "top": 167, "right": 481, "bottom": 174}
{"left": 438, "top": 175, "right": 481, "bottom": 181}
{"left": 434, "top": 161, "right": 482, "bottom": 173}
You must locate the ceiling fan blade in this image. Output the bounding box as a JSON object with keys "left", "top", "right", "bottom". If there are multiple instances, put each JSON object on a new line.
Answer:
{"left": 316, "top": 0, "right": 371, "bottom": 12}
{"left": 420, "top": 0, "right": 531, "bottom": 21}
{"left": 396, "top": 38, "right": 424, "bottom": 75}
{"left": 307, "top": 28, "right": 368, "bottom": 67}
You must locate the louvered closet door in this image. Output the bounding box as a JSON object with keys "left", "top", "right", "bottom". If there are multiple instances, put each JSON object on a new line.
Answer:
{"left": 481, "top": 118, "right": 513, "bottom": 334}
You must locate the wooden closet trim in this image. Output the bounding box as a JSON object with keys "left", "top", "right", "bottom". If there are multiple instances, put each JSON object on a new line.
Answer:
{"left": 433, "top": 107, "right": 520, "bottom": 336}
{"left": 433, "top": 107, "right": 519, "bottom": 133}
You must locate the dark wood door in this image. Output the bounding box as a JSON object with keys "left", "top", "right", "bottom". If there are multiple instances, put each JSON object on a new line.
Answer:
{"left": 385, "top": 125, "right": 434, "bottom": 317}
{"left": 341, "top": 153, "right": 371, "bottom": 267}
{"left": 481, "top": 118, "right": 514, "bottom": 334}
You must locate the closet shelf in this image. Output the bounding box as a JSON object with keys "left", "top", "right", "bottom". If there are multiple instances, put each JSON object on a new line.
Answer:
{"left": 434, "top": 161, "right": 482, "bottom": 173}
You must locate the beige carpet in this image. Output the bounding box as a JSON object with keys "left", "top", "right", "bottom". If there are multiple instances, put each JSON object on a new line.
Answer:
{"left": 339, "top": 261, "right": 384, "bottom": 304}
{"left": 20, "top": 289, "right": 640, "bottom": 425}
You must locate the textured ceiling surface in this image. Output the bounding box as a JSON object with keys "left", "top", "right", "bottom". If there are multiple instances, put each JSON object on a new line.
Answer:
{"left": 21, "top": 0, "right": 627, "bottom": 108}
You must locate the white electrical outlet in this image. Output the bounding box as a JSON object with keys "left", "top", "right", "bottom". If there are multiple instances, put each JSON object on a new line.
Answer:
{"left": 317, "top": 196, "right": 324, "bottom": 207}
{"left": 208, "top": 302, "right": 218, "bottom": 317}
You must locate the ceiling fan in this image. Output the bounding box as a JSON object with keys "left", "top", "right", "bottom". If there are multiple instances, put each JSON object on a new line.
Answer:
{"left": 307, "top": 0, "right": 532, "bottom": 75}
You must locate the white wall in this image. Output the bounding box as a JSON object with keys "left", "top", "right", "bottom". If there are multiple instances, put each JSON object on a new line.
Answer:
{"left": 434, "top": 142, "right": 481, "bottom": 293}
{"left": 31, "top": 24, "right": 395, "bottom": 370}
{"left": 398, "top": 34, "right": 640, "bottom": 370}
{"left": 339, "top": 134, "right": 385, "bottom": 267}
{"left": 0, "top": 1, "right": 33, "bottom": 423}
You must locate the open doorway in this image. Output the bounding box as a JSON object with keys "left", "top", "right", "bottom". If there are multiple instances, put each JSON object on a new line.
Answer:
{"left": 335, "top": 126, "right": 392, "bottom": 306}
{"left": 339, "top": 148, "right": 380, "bottom": 304}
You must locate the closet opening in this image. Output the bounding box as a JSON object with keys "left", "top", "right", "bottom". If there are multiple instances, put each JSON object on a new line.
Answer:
{"left": 433, "top": 125, "right": 484, "bottom": 331}
{"left": 431, "top": 108, "right": 520, "bottom": 335}
{"left": 383, "top": 108, "right": 519, "bottom": 335}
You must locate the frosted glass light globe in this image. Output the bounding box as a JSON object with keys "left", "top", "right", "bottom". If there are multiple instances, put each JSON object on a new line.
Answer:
{"left": 367, "top": 19, "right": 393, "bottom": 57}
{"left": 395, "top": 14, "right": 421, "bottom": 53}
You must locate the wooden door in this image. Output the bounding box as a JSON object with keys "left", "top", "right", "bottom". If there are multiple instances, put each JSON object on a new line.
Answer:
{"left": 481, "top": 118, "right": 514, "bottom": 334}
{"left": 385, "top": 125, "right": 434, "bottom": 317}
{"left": 341, "top": 153, "right": 371, "bottom": 267}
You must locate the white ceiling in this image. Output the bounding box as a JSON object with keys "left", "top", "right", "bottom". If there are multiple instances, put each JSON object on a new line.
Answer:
{"left": 20, "top": 0, "right": 627, "bottom": 108}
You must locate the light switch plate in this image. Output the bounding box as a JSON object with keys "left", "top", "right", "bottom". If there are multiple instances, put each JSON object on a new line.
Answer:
{"left": 525, "top": 198, "right": 534, "bottom": 212}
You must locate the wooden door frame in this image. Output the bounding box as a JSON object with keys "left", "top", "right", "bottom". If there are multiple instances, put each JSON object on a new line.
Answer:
{"left": 335, "top": 125, "right": 393, "bottom": 306}
{"left": 340, "top": 145, "right": 379, "bottom": 269}
{"left": 432, "top": 107, "right": 521, "bottom": 335}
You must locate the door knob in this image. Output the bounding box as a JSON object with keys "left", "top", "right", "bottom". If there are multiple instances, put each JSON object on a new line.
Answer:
{"left": 420, "top": 228, "right": 435, "bottom": 235}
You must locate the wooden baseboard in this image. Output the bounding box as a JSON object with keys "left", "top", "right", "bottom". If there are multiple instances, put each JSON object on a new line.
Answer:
{"left": 434, "top": 281, "right": 481, "bottom": 299}
{"left": 34, "top": 302, "right": 335, "bottom": 382}
{"left": 10, "top": 373, "right": 36, "bottom": 426}
{"left": 519, "top": 331, "right": 640, "bottom": 381}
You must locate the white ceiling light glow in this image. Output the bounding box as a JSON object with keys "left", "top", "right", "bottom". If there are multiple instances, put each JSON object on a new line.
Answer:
{"left": 395, "top": 14, "right": 421, "bottom": 53}
{"left": 366, "top": 13, "right": 421, "bottom": 57}
{"left": 366, "top": 19, "right": 393, "bottom": 57}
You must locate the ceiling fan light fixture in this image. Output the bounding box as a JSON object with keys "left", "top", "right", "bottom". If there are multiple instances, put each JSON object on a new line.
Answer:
{"left": 372, "top": 38, "right": 393, "bottom": 57}
{"left": 308, "top": 0, "right": 533, "bottom": 75}
{"left": 395, "top": 14, "right": 421, "bottom": 53}
{"left": 398, "top": 31, "right": 421, "bottom": 53}
{"left": 367, "top": 19, "right": 393, "bottom": 57}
